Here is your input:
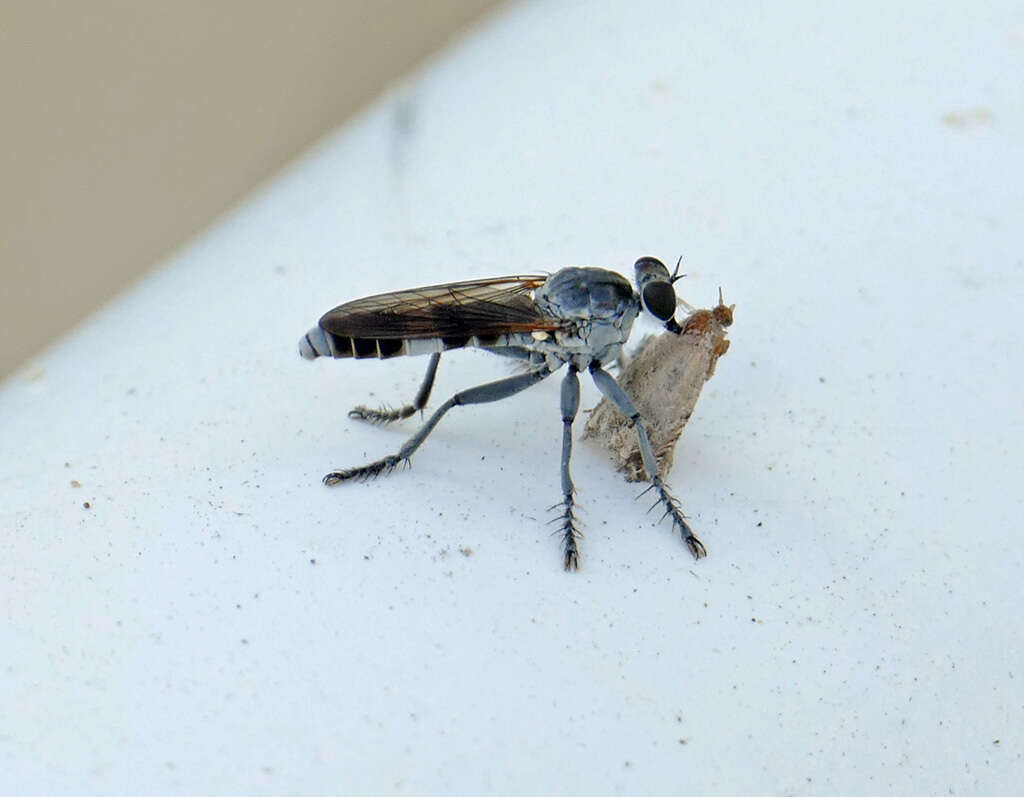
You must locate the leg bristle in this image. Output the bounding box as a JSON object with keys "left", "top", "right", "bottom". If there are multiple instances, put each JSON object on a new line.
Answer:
{"left": 323, "top": 455, "right": 406, "bottom": 485}
{"left": 552, "top": 494, "right": 583, "bottom": 571}
{"left": 647, "top": 477, "right": 707, "bottom": 559}
{"left": 349, "top": 404, "right": 417, "bottom": 424}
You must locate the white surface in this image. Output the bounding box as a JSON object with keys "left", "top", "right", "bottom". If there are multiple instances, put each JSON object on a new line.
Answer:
{"left": 3, "top": 1, "right": 1022, "bottom": 793}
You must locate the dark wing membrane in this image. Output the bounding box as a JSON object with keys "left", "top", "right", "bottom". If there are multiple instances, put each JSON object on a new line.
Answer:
{"left": 319, "top": 275, "right": 561, "bottom": 339}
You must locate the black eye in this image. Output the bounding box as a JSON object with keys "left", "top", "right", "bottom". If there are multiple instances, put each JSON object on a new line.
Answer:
{"left": 642, "top": 281, "right": 676, "bottom": 321}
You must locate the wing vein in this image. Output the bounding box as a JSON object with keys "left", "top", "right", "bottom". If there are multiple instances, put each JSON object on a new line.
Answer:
{"left": 319, "top": 275, "right": 560, "bottom": 339}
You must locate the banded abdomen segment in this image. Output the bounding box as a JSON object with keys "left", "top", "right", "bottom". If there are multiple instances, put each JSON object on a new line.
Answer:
{"left": 298, "top": 327, "right": 537, "bottom": 360}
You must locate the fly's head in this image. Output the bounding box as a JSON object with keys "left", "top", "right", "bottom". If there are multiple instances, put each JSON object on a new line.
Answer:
{"left": 634, "top": 256, "right": 686, "bottom": 334}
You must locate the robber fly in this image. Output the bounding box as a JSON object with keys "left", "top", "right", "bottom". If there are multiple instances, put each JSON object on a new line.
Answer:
{"left": 299, "top": 256, "right": 708, "bottom": 570}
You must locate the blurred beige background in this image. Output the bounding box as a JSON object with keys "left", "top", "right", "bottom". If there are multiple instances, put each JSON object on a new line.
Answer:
{"left": 0, "top": 0, "right": 503, "bottom": 378}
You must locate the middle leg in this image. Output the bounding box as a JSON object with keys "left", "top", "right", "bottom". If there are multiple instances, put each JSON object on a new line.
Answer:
{"left": 325, "top": 363, "right": 554, "bottom": 484}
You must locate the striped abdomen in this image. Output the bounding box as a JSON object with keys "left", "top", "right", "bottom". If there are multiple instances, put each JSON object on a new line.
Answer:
{"left": 298, "top": 327, "right": 535, "bottom": 360}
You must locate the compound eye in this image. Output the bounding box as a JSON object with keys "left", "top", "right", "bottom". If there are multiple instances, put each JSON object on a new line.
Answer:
{"left": 642, "top": 281, "right": 676, "bottom": 321}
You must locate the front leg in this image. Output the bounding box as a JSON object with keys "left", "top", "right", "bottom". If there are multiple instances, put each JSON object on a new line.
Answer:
{"left": 557, "top": 365, "right": 582, "bottom": 570}
{"left": 589, "top": 363, "right": 707, "bottom": 559}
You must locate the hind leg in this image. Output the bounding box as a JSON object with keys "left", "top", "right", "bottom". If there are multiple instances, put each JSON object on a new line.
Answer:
{"left": 349, "top": 353, "right": 441, "bottom": 424}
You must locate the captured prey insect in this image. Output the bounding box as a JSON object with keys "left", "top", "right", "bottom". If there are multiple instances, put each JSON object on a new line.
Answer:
{"left": 298, "top": 257, "right": 708, "bottom": 570}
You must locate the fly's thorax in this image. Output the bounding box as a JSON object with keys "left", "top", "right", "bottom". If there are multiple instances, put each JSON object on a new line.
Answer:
{"left": 530, "top": 266, "right": 640, "bottom": 365}
{"left": 535, "top": 267, "right": 638, "bottom": 322}
{"left": 528, "top": 330, "right": 628, "bottom": 370}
